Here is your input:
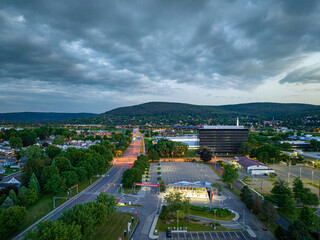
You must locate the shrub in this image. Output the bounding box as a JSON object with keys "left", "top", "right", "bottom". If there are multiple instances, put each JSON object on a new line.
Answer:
{"left": 191, "top": 205, "right": 210, "bottom": 211}
{"left": 158, "top": 167, "right": 161, "bottom": 170}
{"left": 211, "top": 208, "right": 232, "bottom": 217}
{"left": 157, "top": 171, "right": 161, "bottom": 175}
{"left": 157, "top": 177, "right": 162, "bottom": 181}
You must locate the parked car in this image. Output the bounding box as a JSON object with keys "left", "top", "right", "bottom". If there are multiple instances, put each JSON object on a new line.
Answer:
{"left": 166, "top": 230, "right": 172, "bottom": 238}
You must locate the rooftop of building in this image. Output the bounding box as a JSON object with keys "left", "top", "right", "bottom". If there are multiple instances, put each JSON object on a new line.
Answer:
{"left": 201, "top": 125, "right": 246, "bottom": 130}
{"left": 235, "top": 156, "right": 267, "bottom": 167}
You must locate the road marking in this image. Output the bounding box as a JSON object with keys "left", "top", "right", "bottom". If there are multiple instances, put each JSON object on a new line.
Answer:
{"left": 240, "top": 231, "right": 246, "bottom": 238}
{"left": 234, "top": 231, "right": 240, "bottom": 239}
{"left": 228, "top": 232, "right": 232, "bottom": 238}
{"left": 202, "top": 232, "right": 206, "bottom": 239}
{"left": 221, "top": 231, "right": 226, "bottom": 239}
{"left": 209, "top": 232, "right": 213, "bottom": 239}
{"left": 215, "top": 232, "right": 220, "bottom": 239}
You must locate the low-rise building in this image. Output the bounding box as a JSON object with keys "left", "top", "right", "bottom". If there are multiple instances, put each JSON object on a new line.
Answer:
{"left": 235, "top": 157, "right": 275, "bottom": 175}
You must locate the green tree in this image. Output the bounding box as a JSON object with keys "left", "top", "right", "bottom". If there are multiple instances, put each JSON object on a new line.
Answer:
{"left": 274, "top": 225, "right": 289, "bottom": 240}
{"left": 55, "top": 156, "right": 71, "bottom": 172}
{"left": 261, "top": 200, "right": 278, "bottom": 226}
{"left": 44, "top": 174, "right": 67, "bottom": 194}
{"left": 9, "top": 136, "right": 23, "bottom": 149}
{"left": 45, "top": 145, "right": 62, "bottom": 160}
{"left": 147, "top": 150, "right": 160, "bottom": 161}
{"left": 96, "top": 192, "right": 117, "bottom": 214}
{"left": 240, "top": 186, "right": 253, "bottom": 209}
{"left": 0, "top": 206, "right": 27, "bottom": 238}
{"left": 222, "top": 164, "right": 239, "bottom": 188}
{"left": 301, "top": 188, "right": 319, "bottom": 206}
{"left": 239, "top": 142, "right": 253, "bottom": 155}
{"left": 200, "top": 147, "right": 212, "bottom": 162}
{"left": 25, "top": 220, "right": 82, "bottom": 240}
{"left": 29, "top": 172, "right": 41, "bottom": 198}
{"left": 61, "top": 171, "right": 78, "bottom": 188}
{"left": 310, "top": 139, "right": 320, "bottom": 151}
{"left": 18, "top": 186, "right": 28, "bottom": 206}
{"left": 298, "top": 206, "right": 315, "bottom": 229}
{"left": 1, "top": 196, "right": 14, "bottom": 208}
{"left": 26, "top": 187, "right": 38, "bottom": 206}
{"left": 293, "top": 177, "right": 304, "bottom": 202}
{"left": 52, "top": 135, "right": 65, "bottom": 145}
{"left": 288, "top": 220, "right": 313, "bottom": 240}
{"left": 18, "top": 130, "right": 37, "bottom": 146}
{"left": 9, "top": 189, "right": 18, "bottom": 205}
{"left": 164, "top": 192, "right": 191, "bottom": 216}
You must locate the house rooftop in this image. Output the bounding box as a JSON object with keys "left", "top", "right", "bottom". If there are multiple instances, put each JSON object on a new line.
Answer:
{"left": 236, "top": 156, "right": 266, "bottom": 167}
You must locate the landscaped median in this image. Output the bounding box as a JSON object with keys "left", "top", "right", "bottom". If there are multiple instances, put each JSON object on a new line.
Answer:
{"left": 189, "top": 205, "right": 236, "bottom": 221}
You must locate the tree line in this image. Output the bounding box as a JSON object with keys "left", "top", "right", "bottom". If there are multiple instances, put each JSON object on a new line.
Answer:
{"left": 147, "top": 139, "right": 188, "bottom": 160}
{"left": 121, "top": 155, "right": 149, "bottom": 188}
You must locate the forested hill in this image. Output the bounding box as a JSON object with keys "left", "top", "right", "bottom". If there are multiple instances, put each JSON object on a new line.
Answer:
{"left": 0, "top": 112, "right": 96, "bottom": 122}
{"left": 105, "top": 102, "right": 228, "bottom": 117}
{"left": 105, "top": 102, "right": 320, "bottom": 118}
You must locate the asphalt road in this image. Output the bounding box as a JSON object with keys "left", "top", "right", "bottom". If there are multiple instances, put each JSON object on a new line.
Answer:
{"left": 13, "top": 131, "right": 142, "bottom": 240}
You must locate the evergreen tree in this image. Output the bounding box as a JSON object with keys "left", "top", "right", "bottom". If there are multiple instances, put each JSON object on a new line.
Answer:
{"left": 26, "top": 187, "right": 38, "bottom": 206}
{"left": 29, "top": 172, "right": 41, "bottom": 198}
{"left": 299, "top": 206, "right": 315, "bottom": 229}
{"left": 2, "top": 196, "right": 14, "bottom": 208}
{"left": 293, "top": 178, "right": 304, "bottom": 202}
{"left": 9, "top": 189, "right": 18, "bottom": 205}
{"left": 18, "top": 186, "right": 28, "bottom": 206}
{"left": 240, "top": 186, "right": 253, "bottom": 209}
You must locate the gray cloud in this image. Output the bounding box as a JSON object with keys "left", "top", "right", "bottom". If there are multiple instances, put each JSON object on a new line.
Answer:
{"left": 0, "top": 0, "right": 320, "bottom": 113}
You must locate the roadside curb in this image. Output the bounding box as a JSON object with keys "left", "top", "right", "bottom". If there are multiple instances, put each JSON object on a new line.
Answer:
{"left": 148, "top": 211, "right": 159, "bottom": 239}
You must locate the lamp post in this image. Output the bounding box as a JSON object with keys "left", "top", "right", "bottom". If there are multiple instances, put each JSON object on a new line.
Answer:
{"left": 300, "top": 167, "right": 301, "bottom": 178}
{"left": 214, "top": 209, "right": 217, "bottom": 230}
{"left": 312, "top": 171, "right": 314, "bottom": 185}
{"left": 177, "top": 210, "right": 179, "bottom": 231}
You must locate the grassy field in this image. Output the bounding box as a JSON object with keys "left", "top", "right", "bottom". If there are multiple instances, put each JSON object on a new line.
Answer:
{"left": 189, "top": 209, "right": 236, "bottom": 221}
{"left": 155, "top": 219, "right": 229, "bottom": 233}
{"left": 184, "top": 150, "right": 199, "bottom": 158}
{"left": 88, "top": 213, "right": 137, "bottom": 240}
{"left": 225, "top": 186, "right": 241, "bottom": 198}
{"left": 278, "top": 208, "right": 318, "bottom": 231}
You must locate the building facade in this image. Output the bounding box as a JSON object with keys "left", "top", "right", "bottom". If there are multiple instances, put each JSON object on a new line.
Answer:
{"left": 198, "top": 126, "right": 248, "bottom": 154}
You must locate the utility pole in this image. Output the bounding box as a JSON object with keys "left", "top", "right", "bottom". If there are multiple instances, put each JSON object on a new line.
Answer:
{"left": 214, "top": 209, "right": 217, "bottom": 230}
{"left": 312, "top": 171, "right": 314, "bottom": 185}
{"left": 177, "top": 210, "right": 179, "bottom": 231}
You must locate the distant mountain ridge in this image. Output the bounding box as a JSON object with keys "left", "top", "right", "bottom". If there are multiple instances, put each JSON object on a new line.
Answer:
{"left": 0, "top": 112, "right": 96, "bottom": 122}
{"left": 104, "top": 102, "right": 320, "bottom": 118}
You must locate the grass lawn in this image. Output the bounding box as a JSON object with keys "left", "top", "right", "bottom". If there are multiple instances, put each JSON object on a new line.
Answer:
{"left": 4, "top": 166, "right": 19, "bottom": 175}
{"left": 278, "top": 208, "right": 318, "bottom": 231}
{"left": 155, "top": 219, "right": 230, "bottom": 234}
{"left": 189, "top": 209, "right": 236, "bottom": 221}
{"left": 184, "top": 150, "right": 198, "bottom": 158}
{"left": 306, "top": 182, "right": 320, "bottom": 188}
{"left": 88, "top": 213, "right": 137, "bottom": 240}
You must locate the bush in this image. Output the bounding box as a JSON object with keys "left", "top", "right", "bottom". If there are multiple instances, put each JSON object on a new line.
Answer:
{"left": 157, "top": 177, "right": 162, "bottom": 181}
{"left": 158, "top": 167, "right": 161, "bottom": 170}
{"left": 211, "top": 208, "right": 232, "bottom": 217}
{"left": 157, "top": 171, "right": 161, "bottom": 175}
{"left": 191, "top": 205, "right": 210, "bottom": 211}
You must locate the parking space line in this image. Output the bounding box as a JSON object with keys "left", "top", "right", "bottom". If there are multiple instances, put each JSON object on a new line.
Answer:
{"left": 209, "top": 232, "right": 213, "bottom": 239}
{"left": 215, "top": 231, "right": 220, "bottom": 239}
{"left": 234, "top": 231, "right": 240, "bottom": 239}
{"left": 240, "top": 231, "right": 246, "bottom": 238}
{"left": 202, "top": 232, "right": 206, "bottom": 239}
{"left": 221, "top": 231, "right": 226, "bottom": 239}
{"left": 197, "top": 232, "right": 200, "bottom": 239}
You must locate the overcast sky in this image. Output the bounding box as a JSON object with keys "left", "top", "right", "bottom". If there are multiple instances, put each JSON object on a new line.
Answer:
{"left": 1, "top": 0, "right": 320, "bottom": 113}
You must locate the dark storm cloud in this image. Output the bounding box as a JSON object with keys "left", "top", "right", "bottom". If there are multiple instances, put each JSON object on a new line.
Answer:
{"left": 0, "top": 0, "right": 320, "bottom": 112}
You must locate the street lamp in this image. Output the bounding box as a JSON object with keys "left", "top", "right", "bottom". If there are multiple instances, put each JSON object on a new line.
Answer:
{"left": 176, "top": 210, "right": 179, "bottom": 231}
{"left": 312, "top": 171, "right": 314, "bottom": 185}
{"left": 214, "top": 209, "right": 217, "bottom": 230}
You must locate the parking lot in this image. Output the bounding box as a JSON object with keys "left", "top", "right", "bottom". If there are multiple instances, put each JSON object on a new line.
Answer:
{"left": 240, "top": 163, "right": 320, "bottom": 195}
{"left": 159, "top": 230, "right": 254, "bottom": 240}
{"left": 149, "top": 162, "right": 219, "bottom": 184}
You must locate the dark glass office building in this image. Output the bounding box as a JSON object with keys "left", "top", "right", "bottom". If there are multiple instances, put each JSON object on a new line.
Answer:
{"left": 198, "top": 126, "right": 249, "bottom": 154}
